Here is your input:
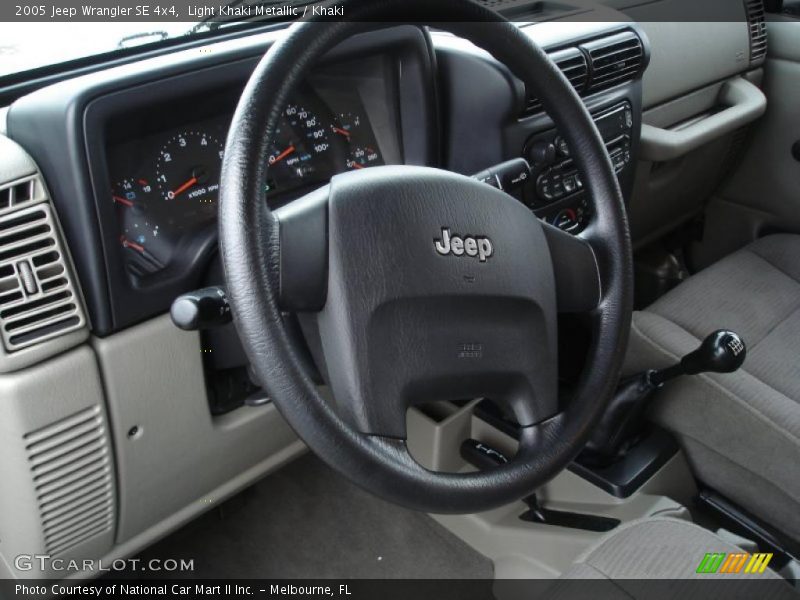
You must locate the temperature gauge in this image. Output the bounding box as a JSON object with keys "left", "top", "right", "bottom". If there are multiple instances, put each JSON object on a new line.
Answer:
{"left": 346, "top": 145, "right": 381, "bottom": 170}
{"left": 331, "top": 112, "right": 384, "bottom": 171}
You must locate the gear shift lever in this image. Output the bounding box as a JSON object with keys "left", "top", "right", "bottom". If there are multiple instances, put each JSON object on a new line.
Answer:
{"left": 648, "top": 329, "right": 746, "bottom": 385}
{"left": 581, "top": 330, "right": 746, "bottom": 466}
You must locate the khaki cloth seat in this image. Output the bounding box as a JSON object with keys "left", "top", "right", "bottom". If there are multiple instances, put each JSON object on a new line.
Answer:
{"left": 625, "top": 234, "right": 800, "bottom": 541}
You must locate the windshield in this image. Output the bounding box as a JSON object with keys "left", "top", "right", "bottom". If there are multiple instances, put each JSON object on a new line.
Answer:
{"left": 0, "top": 0, "right": 320, "bottom": 81}
{"left": 0, "top": 23, "right": 210, "bottom": 78}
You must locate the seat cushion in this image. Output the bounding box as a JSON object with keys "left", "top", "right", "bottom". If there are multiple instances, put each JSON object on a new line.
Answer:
{"left": 548, "top": 517, "right": 794, "bottom": 599}
{"left": 626, "top": 234, "right": 800, "bottom": 541}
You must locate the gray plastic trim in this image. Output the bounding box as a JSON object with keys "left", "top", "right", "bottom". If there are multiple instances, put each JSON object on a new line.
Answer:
{"left": 636, "top": 19, "right": 750, "bottom": 109}
{"left": 0, "top": 134, "right": 35, "bottom": 184}
{"left": 640, "top": 77, "right": 766, "bottom": 162}
{"left": 92, "top": 314, "right": 304, "bottom": 544}
{"left": 0, "top": 346, "right": 116, "bottom": 579}
{"left": 0, "top": 202, "right": 87, "bottom": 353}
{"left": 0, "top": 134, "right": 89, "bottom": 374}
{"left": 406, "top": 402, "right": 695, "bottom": 578}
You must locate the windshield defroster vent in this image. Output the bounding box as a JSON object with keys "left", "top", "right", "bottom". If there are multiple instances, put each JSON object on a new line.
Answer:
{"left": 745, "top": 0, "right": 768, "bottom": 63}
{"left": 0, "top": 202, "right": 85, "bottom": 352}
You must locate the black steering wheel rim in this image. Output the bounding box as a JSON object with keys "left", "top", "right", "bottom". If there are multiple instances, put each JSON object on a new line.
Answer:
{"left": 219, "top": 0, "right": 633, "bottom": 514}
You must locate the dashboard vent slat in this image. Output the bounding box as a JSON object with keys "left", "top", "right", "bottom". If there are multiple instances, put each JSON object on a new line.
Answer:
{"left": 521, "top": 31, "right": 645, "bottom": 118}
{"left": 745, "top": 0, "right": 768, "bottom": 63}
{"left": 0, "top": 176, "right": 44, "bottom": 216}
{"left": 522, "top": 47, "right": 588, "bottom": 116}
{"left": 582, "top": 31, "right": 645, "bottom": 93}
{"left": 0, "top": 201, "right": 85, "bottom": 352}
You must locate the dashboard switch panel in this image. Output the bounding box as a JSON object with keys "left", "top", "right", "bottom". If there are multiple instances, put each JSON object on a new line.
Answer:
{"left": 520, "top": 101, "right": 635, "bottom": 236}
{"left": 524, "top": 101, "right": 633, "bottom": 210}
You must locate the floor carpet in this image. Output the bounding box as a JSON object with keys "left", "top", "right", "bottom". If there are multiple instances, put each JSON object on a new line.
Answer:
{"left": 128, "top": 453, "right": 494, "bottom": 579}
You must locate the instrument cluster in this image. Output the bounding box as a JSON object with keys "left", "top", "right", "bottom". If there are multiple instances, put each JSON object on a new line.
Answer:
{"left": 107, "top": 86, "right": 386, "bottom": 278}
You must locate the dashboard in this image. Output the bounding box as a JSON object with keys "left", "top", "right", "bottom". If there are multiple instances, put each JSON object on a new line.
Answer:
{"left": 6, "top": 26, "right": 437, "bottom": 334}
{"left": 106, "top": 56, "right": 400, "bottom": 278}
{"left": 6, "top": 22, "right": 648, "bottom": 336}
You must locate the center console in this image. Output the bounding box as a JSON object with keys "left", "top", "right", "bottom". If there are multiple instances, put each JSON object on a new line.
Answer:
{"left": 524, "top": 101, "right": 635, "bottom": 233}
{"left": 436, "top": 23, "right": 647, "bottom": 239}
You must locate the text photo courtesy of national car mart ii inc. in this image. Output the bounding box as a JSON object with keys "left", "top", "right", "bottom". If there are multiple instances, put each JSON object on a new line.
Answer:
{"left": 13, "top": 583, "right": 356, "bottom": 597}
{"left": 26, "top": 3, "right": 345, "bottom": 20}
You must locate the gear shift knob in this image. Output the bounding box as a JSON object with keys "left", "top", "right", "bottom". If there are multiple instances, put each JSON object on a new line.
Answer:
{"left": 650, "top": 330, "right": 746, "bottom": 386}
{"left": 581, "top": 329, "right": 747, "bottom": 466}
{"left": 681, "top": 330, "right": 746, "bottom": 375}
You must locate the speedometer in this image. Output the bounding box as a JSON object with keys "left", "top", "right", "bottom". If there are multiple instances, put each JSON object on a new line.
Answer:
{"left": 286, "top": 103, "right": 331, "bottom": 156}
{"left": 266, "top": 104, "right": 335, "bottom": 194}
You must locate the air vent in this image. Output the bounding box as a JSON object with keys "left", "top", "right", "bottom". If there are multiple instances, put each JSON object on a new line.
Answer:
{"left": 24, "top": 406, "right": 113, "bottom": 555}
{"left": 523, "top": 47, "right": 589, "bottom": 116}
{"left": 0, "top": 203, "right": 85, "bottom": 351}
{"left": 582, "top": 31, "right": 645, "bottom": 92}
{"left": 745, "top": 0, "right": 768, "bottom": 62}
{"left": 0, "top": 176, "right": 44, "bottom": 215}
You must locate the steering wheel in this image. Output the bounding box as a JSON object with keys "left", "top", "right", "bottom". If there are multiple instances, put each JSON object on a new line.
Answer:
{"left": 219, "top": 0, "right": 633, "bottom": 514}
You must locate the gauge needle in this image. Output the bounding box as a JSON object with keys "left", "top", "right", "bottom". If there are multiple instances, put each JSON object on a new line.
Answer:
{"left": 113, "top": 195, "right": 134, "bottom": 207}
{"left": 170, "top": 177, "right": 198, "bottom": 199}
{"left": 332, "top": 127, "right": 351, "bottom": 138}
{"left": 271, "top": 145, "right": 296, "bottom": 165}
{"left": 121, "top": 237, "right": 145, "bottom": 253}
{"left": 351, "top": 163, "right": 365, "bottom": 170}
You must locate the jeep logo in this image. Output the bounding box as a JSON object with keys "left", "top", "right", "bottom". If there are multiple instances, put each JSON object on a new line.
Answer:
{"left": 434, "top": 228, "right": 493, "bottom": 262}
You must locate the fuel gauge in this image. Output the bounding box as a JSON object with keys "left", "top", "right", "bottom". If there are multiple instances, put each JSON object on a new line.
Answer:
{"left": 111, "top": 178, "right": 170, "bottom": 275}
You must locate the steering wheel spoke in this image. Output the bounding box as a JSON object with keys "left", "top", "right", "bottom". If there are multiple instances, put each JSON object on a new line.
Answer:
{"left": 274, "top": 186, "right": 330, "bottom": 312}
{"left": 543, "top": 222, "right": 602, "bottom": 313}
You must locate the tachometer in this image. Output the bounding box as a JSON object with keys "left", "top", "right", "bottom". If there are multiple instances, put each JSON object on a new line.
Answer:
{"left": 155, "top": 130, "right": 224, "bottom": 225}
